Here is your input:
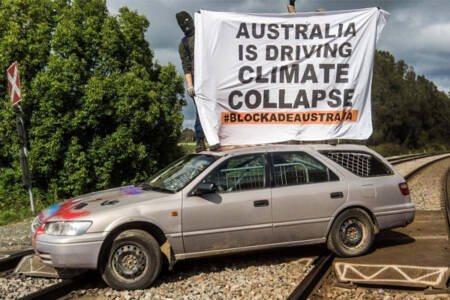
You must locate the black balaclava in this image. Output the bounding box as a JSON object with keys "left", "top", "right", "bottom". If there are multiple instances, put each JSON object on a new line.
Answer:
{"left": 176, "top": 11, "right": 194, "bottom": 37}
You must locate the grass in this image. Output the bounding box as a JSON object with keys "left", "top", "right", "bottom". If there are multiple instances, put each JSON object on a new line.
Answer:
{"left": 0, "top": 143, "right": 197, "bottom": 227}
{"left": 0, "top": 207, "right": 35, "bottom": 226}
{"left": 0, "top": 194, "right": 51, "bottom": 226}
{"left": 178, "top": 142, "right": 196, "bottom": 154}
{"left": 1, "top": 141, "right": 447, "bottom": 227}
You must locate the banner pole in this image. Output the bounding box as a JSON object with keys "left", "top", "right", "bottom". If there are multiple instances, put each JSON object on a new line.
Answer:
{"left": 28, "top": 185, "right": 35, "bottom": 215}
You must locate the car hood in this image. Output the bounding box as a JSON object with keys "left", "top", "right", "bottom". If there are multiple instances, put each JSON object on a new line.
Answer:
{"left": 37, "top": 185, "right": 168, "bottom": 222}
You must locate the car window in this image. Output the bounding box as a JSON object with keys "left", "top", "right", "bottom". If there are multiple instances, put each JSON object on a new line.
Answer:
{"left": 319, "top": 150, "right": 393, "bottom": 177}
{"left": 271, "top": 152, "right": 337, "bottom": 187}
{"left": 202, "top": 154, "right": 266, "bottom": 193}
{"left": 148, "top": 154, "right": 217, "bottom": 192}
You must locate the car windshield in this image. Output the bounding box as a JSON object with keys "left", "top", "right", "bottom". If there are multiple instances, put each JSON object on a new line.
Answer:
{"left": 145, "top": 154, "right": 218, "bottom": 192}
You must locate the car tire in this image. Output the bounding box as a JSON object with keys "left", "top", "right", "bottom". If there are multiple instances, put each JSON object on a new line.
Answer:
{"left": 101, "top": 229, "right": 162, "bottom": 290}
{"left": 327, "top": 208, "right": 374, "bottom": 257}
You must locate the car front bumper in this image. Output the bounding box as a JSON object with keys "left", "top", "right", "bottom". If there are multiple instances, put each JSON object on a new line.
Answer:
{"left": 34, "top": 232, "right": 106, "bottom": 269}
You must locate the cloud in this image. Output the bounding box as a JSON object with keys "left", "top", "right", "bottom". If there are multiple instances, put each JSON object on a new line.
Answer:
{"left": 373, "top": 1, "right": 450, "bottom": 92}
{"left": 419, "top": 23, "right": 450, "bottom": 53}
{"left": 107, "top": 0, "right": 450, "bottom": 126}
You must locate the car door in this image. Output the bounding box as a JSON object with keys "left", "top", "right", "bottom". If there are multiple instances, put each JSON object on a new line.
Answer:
{"left": 270, "top": 151, "right": 347, "bottom": 243}
{"left": 182, "top": 153, "right": 273, "bottom": 253}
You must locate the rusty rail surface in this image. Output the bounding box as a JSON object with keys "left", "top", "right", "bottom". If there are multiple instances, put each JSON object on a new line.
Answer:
{"left": 6, "top": 153, "right": 450, "bottom": 299}
{"left": 404, "top": 154, "right": 450, "bottom": 180}
{"left": 0, "top": 249, "right": 34, "bottom": 273}
{"left": 443, "top": 168, "right": 450, "bottom": 239}
{"left": 287, "top": 253, "right": 334, "bottom": 300}
{"left": 18, "top": 271, "right": 92, "bottom": 300}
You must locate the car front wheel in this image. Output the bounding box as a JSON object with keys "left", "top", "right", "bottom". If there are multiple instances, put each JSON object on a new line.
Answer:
{"left": 101, "top": 229, "right": 162, "bottom": 290}
{"left": 327, "top": 208, "right": 375, "bottom": 257}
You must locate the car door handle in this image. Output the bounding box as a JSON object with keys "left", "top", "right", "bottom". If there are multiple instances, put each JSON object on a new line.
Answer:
{"left": 330, "top": 192, "right": 344, "bottom": 199}
{"left": 254, "top": 200, "right": 269, "bottom": 207}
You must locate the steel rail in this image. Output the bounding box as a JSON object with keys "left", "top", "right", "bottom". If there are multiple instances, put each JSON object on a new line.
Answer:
{"left": 387, "top": 153, "right": 427, "bottom": 162}
{"left": 287, "top": 252, "right": 334, "bottom": 300}
{"left": 0, "top": 248, "right": 93, "bottom": 300}
{"left": 286, "top": 153, "right": 450, "bottom": 300}
{"left": 17, "top": 271, "right": 93, "bottom": 300}
{"left": 5, "top": 153, "right": 449, "bottom": 299}
{"left": 388, "top": 152, "right": 450, "bottom": 165}
{"left": 386, "top": 153, "right": 424, "bottom": 161}
{"left": 443, "top": 168, "right": 450, "bottom": 239}
{"left": 389, "top": 153, "right": 434, "bottom": 165}
{"left": 0, "top": 249, "right": 34, "bottom": 273}
{"left": 404, "top": 154, "right": 450, "bottom": 181}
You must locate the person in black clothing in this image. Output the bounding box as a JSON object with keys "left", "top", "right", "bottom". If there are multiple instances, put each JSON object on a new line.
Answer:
{"left": 176, "top": 11, "right": 207, "bottom": 153}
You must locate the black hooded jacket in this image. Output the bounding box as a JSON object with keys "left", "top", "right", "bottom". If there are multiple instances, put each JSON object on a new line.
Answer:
{"left": 176, "top": 11, "right": 195, "bottom": 75}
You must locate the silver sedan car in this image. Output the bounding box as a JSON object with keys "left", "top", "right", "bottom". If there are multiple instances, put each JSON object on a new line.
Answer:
{"left": 31, "top": 144, "right": 415, "bottom": 290}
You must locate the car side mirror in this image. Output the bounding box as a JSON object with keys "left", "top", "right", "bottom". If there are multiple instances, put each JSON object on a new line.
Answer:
{"left": 194, "top": 182, "right": 217, "bottom": 195}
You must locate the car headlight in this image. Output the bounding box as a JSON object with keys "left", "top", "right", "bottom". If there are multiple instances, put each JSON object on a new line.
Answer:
{"left": 44, "top": 221, "right": 92, "bottom": 236}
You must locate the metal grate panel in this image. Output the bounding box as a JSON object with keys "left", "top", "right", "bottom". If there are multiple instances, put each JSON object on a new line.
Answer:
{"left": 325, "top": 152, "right": 372, "bottom": 177}
{"left": 273, "top": 163, "right": 308, "bottom": 186}
{"left": 213, "top": 165, "right": 265, "bottom": 192}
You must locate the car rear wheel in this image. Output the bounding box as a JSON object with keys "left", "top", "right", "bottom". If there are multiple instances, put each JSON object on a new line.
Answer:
{"left": 327, "top": 208, "right": 374, "bottom": 257}
{"left": 101, "top": 229, "right": 162, "bottom": 290}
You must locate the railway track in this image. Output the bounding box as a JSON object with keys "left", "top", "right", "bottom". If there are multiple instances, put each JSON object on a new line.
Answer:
{"left": 443, "top": 168, "right": 450, "bottom": 239}
{"left": 287, "top": 253, "right": 334, "bottom": 300}
{"left": 17, "top": 271, "right": 93, "bottom": 300}
{"left": 387, "top": 153, "right": 434, "bottom": 165}
{"left": 2, "top": 153, "right": 449, "bottom": 300}
{"left": 402, "top": 153, "right": 450, "bottom": 180}
{"left": 0, "top": 249, "right": 34, "bottom": 273}
{"left": 0, "top": 248, "right": 92, "bottom": 300}
{"left": 287, "top": 152, "right": 450, "bottom": 299}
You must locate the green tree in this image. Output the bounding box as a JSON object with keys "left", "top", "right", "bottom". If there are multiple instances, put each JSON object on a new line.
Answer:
{"left": 370, "top": 50, "right": 450, "bottom": 151}
{"left": 181, "top": 128, "right": 195, "bottom": 142}
{"left": 0, "top": 0, "right": 185, "bottom": 217}
{"left": 0, "top": 0, "right": 56, "bottom": 218}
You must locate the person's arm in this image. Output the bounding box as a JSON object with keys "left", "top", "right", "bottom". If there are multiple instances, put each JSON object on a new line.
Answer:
{"left": 179, "top": 42, "right": 195, "bottom": 96}
{"left": 185, "top": 73, "right": 195, "bottom": 97}
{"left": 185, "top": 73, "right": 193, "bottom": 87}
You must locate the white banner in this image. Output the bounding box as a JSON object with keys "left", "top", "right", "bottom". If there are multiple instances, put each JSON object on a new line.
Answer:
{"left": 194, "top": 8, "right": 389, "bottom": 146}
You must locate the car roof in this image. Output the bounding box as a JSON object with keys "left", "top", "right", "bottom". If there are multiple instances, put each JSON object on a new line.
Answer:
{"left": 200, "top": 143, "right": 373, "bottom": 157}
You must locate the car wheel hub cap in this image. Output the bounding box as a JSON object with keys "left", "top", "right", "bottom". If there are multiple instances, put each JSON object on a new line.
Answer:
{"left": 340, "top": 218, "right": 363, "bottom": 247}
{"left": 112, "top": 244, "right": 146, "bottom": 279}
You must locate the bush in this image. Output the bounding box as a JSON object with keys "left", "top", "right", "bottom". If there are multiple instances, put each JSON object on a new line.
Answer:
{"left": 423, "top": 142, "right": 448, "bottom": 153}
{"left": 0, "top": 1, "right": 186, "bottom": 221}
{"left": 371, "top": 143, "right": 410, "bottom": 157}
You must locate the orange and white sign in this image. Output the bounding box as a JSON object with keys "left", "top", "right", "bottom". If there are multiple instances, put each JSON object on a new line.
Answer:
{"left": 194, "top": 8, "right": 389, "bottom": 146}
{"left": 7, "top": 62, "right": 22, "bottom": 106}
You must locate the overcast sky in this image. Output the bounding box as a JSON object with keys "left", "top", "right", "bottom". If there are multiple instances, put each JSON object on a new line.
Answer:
{"left": 107, "top": 0, "right": 450, "bottom": 129}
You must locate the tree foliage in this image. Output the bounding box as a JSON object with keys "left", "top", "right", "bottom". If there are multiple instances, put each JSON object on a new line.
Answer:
{"left": 370, "top": 51, "right": 450, "bottom": 150}
{"left": 0, "top": 0, "right": 185, "bottom": 216}
{"left": 0, "top": 2, "right": 449, "bottom": 222}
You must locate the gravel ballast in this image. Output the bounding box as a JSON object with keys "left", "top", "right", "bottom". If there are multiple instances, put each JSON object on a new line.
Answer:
{"left": 312, "top": 158, "right": 450, "bottom": 299}
{"left": 407, "top": 157, "right": 450, "bottom": 210}
{"left": 0, "top": 274, "right": 61, "bottom": 300}
{"left": 1, "top": 154, "right": 448, "bottom": 299}
{"left": 393, "top": 154, "right": 450, "bottom": 178}
{"left": 0, "top": 219, "right": 32, "bottom": 252}
{"left": 64, "top": 250, "right": 315, "bottom": 300}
